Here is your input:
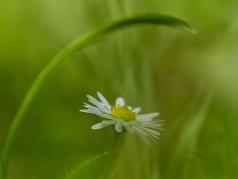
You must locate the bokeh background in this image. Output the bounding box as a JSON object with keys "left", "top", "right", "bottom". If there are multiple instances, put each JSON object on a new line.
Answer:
{"left": 1, "top": 0, "right": 238, "bottom": 178}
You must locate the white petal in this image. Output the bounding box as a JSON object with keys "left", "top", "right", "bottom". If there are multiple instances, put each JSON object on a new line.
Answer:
{"left": 80, "top": 109, "right": 111, "bottom": 118}
{"left": 135, "top": 126, "right": 158, "bottom": 141}
{"left": 131, "top": 120, "right": 161, "bottom": 137}
{"left": 123, "top": 122, "right": 135, "bottom": 133}
{"left": 83, "top": 106, "right": 114, "bottom": 120}
{"left": 132, "top": 107, "right": 141, "bottom": 113}
{"left": 84, "top": 103, "right": 101, "bottom": 111}
{"left": 102, "top": 120, "right": 116, "bottom": 125}
{"left": 84, "top": 102, "right": 109, "bottom": 114}
{"left": 139, "top": 127, "right": 160, "bottom": 138}
{"left": 140, "top": 121, "right": 163, "bottom": 128}
{"left": 80, "top": 109, "right": 92, "bottom": 113}
{"left": 84, "top": 103, "right": 106, "bottom": 114}
{"left": 97, "top": 91, "right": 111, "bottom": 110}
{"left": 87, "top": 95, "right": 110, "bottom": 113}
{"left": 95, "top": 113, "right": 115, "bottom": 120}
{"left": 131, "top": 126, "right": 153, "bottom": 144}
{"left": 129, "top": 120, "right": 161, "bottom": 143}
{"left": 91, "top": 122, "right": 106, "bottom": 130}
{"left": 80, "top": 108, "right": 102, "bottom": 115}
{"left": 115, "top": 121, "right": 123, "bottom": 133}
{"left": 136, "top": 112, "right": 159, "bottom": 121}
{"left": 115, "top": 97, "right": 125, "bottom": 106}
{"left": 86, "top": 95, "right": 100, "bottom": 106}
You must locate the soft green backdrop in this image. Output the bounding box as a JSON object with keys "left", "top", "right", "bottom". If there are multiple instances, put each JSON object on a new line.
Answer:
{"left": 0, "top": 0, "right": 238, "bottom": 178}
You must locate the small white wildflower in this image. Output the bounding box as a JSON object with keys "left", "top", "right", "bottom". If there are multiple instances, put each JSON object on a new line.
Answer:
{"left": 80, "top": 92, "right": 163, "bottom": 144}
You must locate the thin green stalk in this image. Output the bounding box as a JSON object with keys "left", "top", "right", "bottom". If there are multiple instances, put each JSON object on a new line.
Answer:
{"left": 1, "top": 14, "right": 194, "bottom": 179}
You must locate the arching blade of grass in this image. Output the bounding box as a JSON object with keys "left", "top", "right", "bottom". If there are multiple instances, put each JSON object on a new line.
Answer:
{"left": 63, "top": 152, "right": 109, "bottom": 179}
{"left": 1, "top": 14, "right": 194, "bottom": 179}
{"left": 165, "top": 92, "right": 213, "bottom": 179}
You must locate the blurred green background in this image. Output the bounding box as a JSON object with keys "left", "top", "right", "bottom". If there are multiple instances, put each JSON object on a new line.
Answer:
{"left": 1, "top": 0, "right": 238, "bottom": 178}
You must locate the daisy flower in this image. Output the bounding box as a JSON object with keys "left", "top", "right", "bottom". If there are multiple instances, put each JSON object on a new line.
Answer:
{"left": 80, "top": 92, "right": 163, "bottom": 143}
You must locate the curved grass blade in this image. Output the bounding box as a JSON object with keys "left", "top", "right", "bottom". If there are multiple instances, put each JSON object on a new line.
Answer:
{"left": 1, "top": 14, "right": 195, "bottom": 179}
{"left": 165, "top": 92, "right": 213, "bottom": 179}
{"left": 63, "top": 152, "right": 108, "bottom": 179}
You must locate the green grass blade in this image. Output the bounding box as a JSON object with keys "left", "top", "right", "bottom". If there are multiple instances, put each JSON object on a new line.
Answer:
{"left": 63, "top": 152, "right": 109, "bottom": 179}
{"left": 165, "top": 93, "right": 213, "bottom": 179}
{"left": 1, "top": 14, "right": 194, "bottom": 179}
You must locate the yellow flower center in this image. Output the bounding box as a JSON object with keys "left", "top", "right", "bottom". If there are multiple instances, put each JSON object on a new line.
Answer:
{"left": 111, "top": 106, "right": 136, "bottom": 121}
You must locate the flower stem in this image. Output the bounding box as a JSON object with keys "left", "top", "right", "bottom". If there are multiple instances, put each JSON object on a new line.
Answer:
{"left": 1, "top": 14, "right": 194, "bottom": 179}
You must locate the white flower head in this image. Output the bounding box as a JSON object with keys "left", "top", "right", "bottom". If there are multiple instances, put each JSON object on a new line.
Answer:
{"left": 80, "top": 92, "right": 163, "bottom": 144}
